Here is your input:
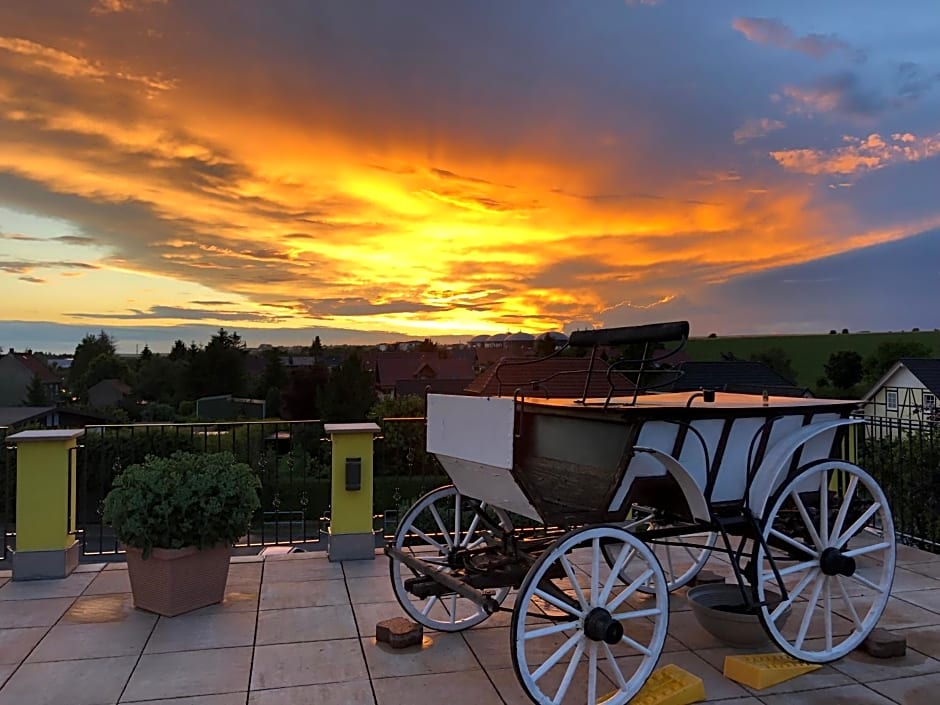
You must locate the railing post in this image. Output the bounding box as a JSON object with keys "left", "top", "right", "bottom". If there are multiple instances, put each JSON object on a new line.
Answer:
{"left": 324, "top": 422, "right": 380, "bottom": 561}
{"left": 6, "top": 429, "right": 84, "bottom": 580}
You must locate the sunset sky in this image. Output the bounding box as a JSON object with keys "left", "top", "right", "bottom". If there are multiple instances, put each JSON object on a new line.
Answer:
{"left": 1, "top": 0, "right": 939, "bottom": 353}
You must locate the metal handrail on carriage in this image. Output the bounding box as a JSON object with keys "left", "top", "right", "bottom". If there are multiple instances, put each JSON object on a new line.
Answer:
{"left": 385, "top": 320, "right": 896, "bottom": 705}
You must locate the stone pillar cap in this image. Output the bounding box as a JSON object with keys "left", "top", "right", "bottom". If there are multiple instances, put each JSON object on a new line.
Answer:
{"left": 323, "top": 422, "right": 381, "bottom": 435}
{"left": 6, "top": 429, "right": 85, "bottom": 443}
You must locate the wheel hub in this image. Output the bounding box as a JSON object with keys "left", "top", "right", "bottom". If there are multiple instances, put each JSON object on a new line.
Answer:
{"left": 583, "top": 607, "right": 624, "bottom": 644}
{"left": 820, "top": 546, "right": 856, "bottom": 577}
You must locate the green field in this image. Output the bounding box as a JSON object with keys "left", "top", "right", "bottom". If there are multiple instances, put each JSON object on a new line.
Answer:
{"left": 685, "top": 330, "right": 940, "bottom": 388}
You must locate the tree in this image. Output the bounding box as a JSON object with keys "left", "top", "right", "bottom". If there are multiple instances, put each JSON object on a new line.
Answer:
{"left": 310, "top": 335, "right": 324, "bottom": 363}
{"left": 185, "top": 328, "right": 248, "bottom": 398}
{"left": 749, "top": 348, "right": 797, "bottom": 383}
{"left": 69, "top": 330, "right": 117, "bottom": 394}
{"left": 84, "top": 352, "right": 129, "bottom": 391}
{"left": 863, "top": 341, "right": 933, "bottom": 384}
{"left": 168, "top": 339, "right": 187, "bottom": 361}
{"left": 24, "top": 375, "right": 49, "bottom": 406}
{"left": 824, "top": 351, "right": 864, "bottom": 390}
{"left": 418, "top": 338, "right": 437, "bottom": 352}
{"left": 320, "top": 353, "right": 377, "bottom": 422}
{"left": 368, "top": 395, "right": 438, "bottom": 475}
{"left": 281, "top": 366, "right": 329, "bottom": 420}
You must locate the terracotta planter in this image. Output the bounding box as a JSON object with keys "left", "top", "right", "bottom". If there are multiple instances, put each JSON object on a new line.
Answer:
{"left": 125, "top": 544, "right": 231, "bottom": 617}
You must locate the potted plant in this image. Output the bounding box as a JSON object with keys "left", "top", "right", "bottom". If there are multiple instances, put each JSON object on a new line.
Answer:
{"left": 103, "top": 451, "right": 261, "bottom": 616}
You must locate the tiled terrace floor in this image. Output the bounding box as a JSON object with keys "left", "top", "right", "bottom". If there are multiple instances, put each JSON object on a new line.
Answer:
{"left": 1, "top": 544, "right": 939, "bottom": 705}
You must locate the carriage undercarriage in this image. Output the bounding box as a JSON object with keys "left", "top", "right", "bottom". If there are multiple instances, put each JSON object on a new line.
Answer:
{"left": 384, "top": 322, "right": 896, "bottom": 705}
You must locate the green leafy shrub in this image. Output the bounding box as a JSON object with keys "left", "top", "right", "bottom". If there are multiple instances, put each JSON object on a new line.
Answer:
{"left": 103, "top": 451, "right": 260, "bottom": 558}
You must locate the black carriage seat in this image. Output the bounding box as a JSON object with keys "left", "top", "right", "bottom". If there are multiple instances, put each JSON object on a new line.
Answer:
{"left": 568, "top": 321, "right": 690, "bottom": 349}
{"left": 492, "top": 320, "right": 690, "bottom": 406}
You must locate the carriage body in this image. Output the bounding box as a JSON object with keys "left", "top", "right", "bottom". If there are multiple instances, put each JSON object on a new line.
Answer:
{"left": 427, "top": 391, "right": 858, "bottom": 527}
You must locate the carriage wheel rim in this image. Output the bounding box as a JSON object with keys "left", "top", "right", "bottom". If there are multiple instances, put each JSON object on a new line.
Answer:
{"left": 390, "top": 484, "right": 512, "bottom": 632}
{"left": 756, "top": 462, "right": 895, "bottom": 662}
{"left": 512, "top": 525, "right": 669, "bottom": 705}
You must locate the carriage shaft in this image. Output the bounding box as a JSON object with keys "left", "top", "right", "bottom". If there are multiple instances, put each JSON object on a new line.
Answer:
{"left": 386, "top": 545, "right": 502, "bottom": 614}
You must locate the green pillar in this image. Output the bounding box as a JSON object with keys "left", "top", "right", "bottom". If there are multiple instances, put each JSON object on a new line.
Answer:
{"left": 325, "top": 422, "right": 379, "bottom": 561}
{"left": 7, "top": 429, "right": 84, "bottom": 580}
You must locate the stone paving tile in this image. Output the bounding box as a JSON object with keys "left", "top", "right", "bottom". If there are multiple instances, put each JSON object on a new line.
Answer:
{"left": 905, "top": 560, "right": 940, "bottom": 580}
{"left": 893, "top": 623, "right": 940, "bottom": 657}
{"left": 830, "top": 645, "right": 940, "bottom": 683}
{"left": 262, "top": 557, "right": 345, "bottom": 583}
{"left": 251, "top": 639, "right": 367, "bottom": 690}
{"left": 342, "top": 556, "right": 390, "bottom": 578}
{"left": 373, "top": 669, "right": 501, "bottom": 705}
{"left": 63, "top": 593, "right": 136, "bottom": 623}
{"left": 188, "top": 586, "right": 260, "bottom": 615}
{"left": 0, "top": 627, "right": 46, "bottom": 664}
{"left": 889, "top": 567, "right": 940, "bottom": 593}
{"left": 144, "top": 610, "right": 257, "bottom": 653}
{"left": 346, "top": 576, "right": 397, "bottom": 605}
{"left": 256, "top": 604, "right": 357, "bottom": 645}
{"left": 895, "top": 544, "right": 938, "bottom": 566}
{"left": 895, "top": 586, "right": 940, "bottom": 614}
{"left": 0, "top": 667, "right": 11, "bottom": 690}
{"left": 249, "top": 681, "right": 376, "bottom": 705}
{"left": 0, "top": 597, "right": 74, "bottom": 629}
{"left": 82, "top": 569, "right": 132, "bottom": 595}
{"left": 228, "top": 562, "right": 262, "bottom": 583}
{"left": 122, "top": 646, "right": 253, "bottom": 702}
{"left": 125, "top": 695, "right": 246, "bottom": 705}
{"left": 663, "top": 609, "right": 730, "bottom": 650}
{"left": 362, "top": 631, "right": 480, "bottom": 679}
{"left": 73, "top": 563, "right": 107, "bottom": 574}
{"left": 868, "top": 672, "right": 940, "bottom": 704}
{"left": 760, "top": 683, "right": 896, "bottom": 705}
{"left": 487, "top": 663, "right": 614, "bottom": 705}
{"left": 871, "top": 596, "right": 940, "bottom": 630}
{"left": 0, "top": 580, "right": 6, "bottom": 591}
{"left": 259, "top": 579, "right": 348, "bottom": 610}
{"left": 104, "top": 562, "right": 129, "bottom": 570}
{"left": 0, "top": 573, "right": 93, "bottom": 601}
{"left": 28, "top": 608, "right": 156, "bottom": 661}
{"left": 0, "top": 655, "right": 136, "bottom": 705}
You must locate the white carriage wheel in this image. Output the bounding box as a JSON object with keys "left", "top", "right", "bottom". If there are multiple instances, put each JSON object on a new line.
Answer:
{"left": 604, "top": 507, "right": 717, "bottom": 593}
{"left": 390, "top": 484, "right": 513, "bottom": 632}
{"left": 511, "top": 525, "right": 669, "bottom": 705}
{"left": 755, "top": 460, "right": 896, "bottom": 663}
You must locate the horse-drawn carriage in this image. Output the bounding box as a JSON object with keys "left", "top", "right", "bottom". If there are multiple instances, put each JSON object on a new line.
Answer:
{"left": 385, "top": 321, "right": 895, "bottom": 705}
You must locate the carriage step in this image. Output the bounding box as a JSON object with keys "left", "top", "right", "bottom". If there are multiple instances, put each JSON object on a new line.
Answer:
{"left": 622, "top": 664, "right": 704, "bottom": 705}
{"left": 723, "top": 654, "right": 821, "bottom": 689}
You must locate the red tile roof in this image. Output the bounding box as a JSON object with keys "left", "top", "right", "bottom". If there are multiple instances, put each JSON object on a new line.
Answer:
{"left": 466, "top": 357, "right": 634, "bottom": 398}
{"left": 370, "top": 351, "right": 476, "bottom": 391}
{"left": 11, "top": 353, "right": 60, "bottom": 383}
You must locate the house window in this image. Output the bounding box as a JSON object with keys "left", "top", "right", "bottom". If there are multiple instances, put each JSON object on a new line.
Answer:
{"left": 925, "top": 393, "right": 936, "bottom": 411}
{"left": 886, "top": 389, "right": 898, "bottom": 411}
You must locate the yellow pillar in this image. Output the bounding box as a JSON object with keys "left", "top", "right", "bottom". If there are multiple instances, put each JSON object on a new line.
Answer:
{"left": 7, "top": 429, "right": 84, "bottom": 580}
{"left": 324, "top": 422, "right": 379, "bottom": 561}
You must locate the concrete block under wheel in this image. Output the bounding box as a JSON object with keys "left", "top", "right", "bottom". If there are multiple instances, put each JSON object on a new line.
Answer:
{"left": 861, "top": 628, "right": 906, "bottom": 658}
{"left": 376, "top": 617, "right": 423, "bottom": 649}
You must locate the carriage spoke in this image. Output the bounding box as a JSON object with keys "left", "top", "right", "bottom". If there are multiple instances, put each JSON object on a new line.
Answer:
{"left": 453, "top": 493, "right": 461, "bottom": 549}
{"left": 603, "top": 641, "right": 629, "bottom": 690}
{"left": 620, "top": 632, "right": 653, "bottom": 656}
{"left": 663, "top": 541, "right": 676, "bottom": 586}
{"left": 587, "top": 643, "right": 598, "bottom": 705}
{"left": 531, "top": 630, "right": 582, "bottom": 681}
{"left": 836, "top": 576, "right": 863, "bottom": 630}
{"left": 599, "top": 541, "right": 633, "bottom": 605}
{"left": 771, "top": 568, "right": 818, "bottom": 622}
{"left": 591, "top": 537, "right": 601, "bottom": 605}
{"left": 611, "top": 607, "right": 662, "bottom": 620}
{"left": 761, "top": 558, "right": 818, "bottom": 582}
{"left": 831, "top": 475, "right": 858, "bottom": 543}
{"left": 820, "top": 471, "right": 830, "bottom": 545}
{"left": 795, "top": 574, "right": 825, "bottom": 650}
{"left": 553, "top": 639, "right": 585, "bottom": 705}
{"left": 842, "top": 542, "right": 891, "bottom": 559}
{"left": 428, "top": 504, "right": 453, "bottom": 550}
{"left": 409, "top": 527, "right": 445, "bottom": 553}
{"left": 420, "top": 596, "right": 438, "bottom": 616}
{"left": 769, "top": 528, "right": 819, "bottom": 558}
{"left": 560, "top": 554, "right": 589, "bottom": 610}
{"left": 607, "top": 569, "right": 654, "bottom": 612}
{"left": 824, "top": 577, "right": 833, "bottom": 651}
{"left": 449, "top": 593, "right": 458, "bottom": 624}
{"left": 835, "top": 503, "right": 882, "bottom": 548}
{"left": 847, "top": 571, "right": 883, "bottom": 593}
{"left": 535, "top": 588, "right": 584, "bottom": 618}
{"left": 461, "top": 511, "right": 481, "bottom": 548}
{"left": 524, "top": 621, "right": 580, "bottom": 641}
{"left": 791, "top": 492, "right": 824, "bottom": 550}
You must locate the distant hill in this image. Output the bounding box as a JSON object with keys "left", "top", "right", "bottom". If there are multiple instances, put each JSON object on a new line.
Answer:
{"left": 685, "top": 330, "right": 940, "bottom": 387}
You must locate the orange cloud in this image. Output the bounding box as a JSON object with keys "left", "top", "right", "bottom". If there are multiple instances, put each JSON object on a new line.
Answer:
{"left": 771, "top": 132, "right": 940, "bottom": 175}
{"left": 734, "top": 118, "right": 786, "bottom": 144}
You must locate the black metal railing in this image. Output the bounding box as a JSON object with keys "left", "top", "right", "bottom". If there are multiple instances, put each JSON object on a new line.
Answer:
{"left": 857, "top": 415, "right": 940, "bottom": 551}
{"left": 0, "top": 427, "right": 13, "bottom": 563}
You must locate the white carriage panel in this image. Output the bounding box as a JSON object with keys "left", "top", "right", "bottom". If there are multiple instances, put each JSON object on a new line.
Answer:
{"left": 436, "top": 455, "right": 542, "bottom": 521}
{"left": 608, "top": 421, "right": 675, "bottom": 512}
{"left": 677, "top": 419, "right": 725, "bottom": 495}
{"left": 763, "top": 414, "right": 806, "bottom": 455}
{"left": 426, "top": 394, "right": 515, "bottom": 470}
{"left": 711, "top": 417, "right": 767, "bottom": 503}
{"left": 789, "top": 412, "right": 841, "bottom": 495}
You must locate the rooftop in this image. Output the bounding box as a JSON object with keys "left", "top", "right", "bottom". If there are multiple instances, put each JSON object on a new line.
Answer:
{"left": 1, "top": 544, "right": 938, "bottom": 704}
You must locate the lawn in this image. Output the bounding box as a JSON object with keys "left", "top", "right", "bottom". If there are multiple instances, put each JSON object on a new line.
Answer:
{"left": 685, "top": 330, "right": 940, "bottom": 387}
